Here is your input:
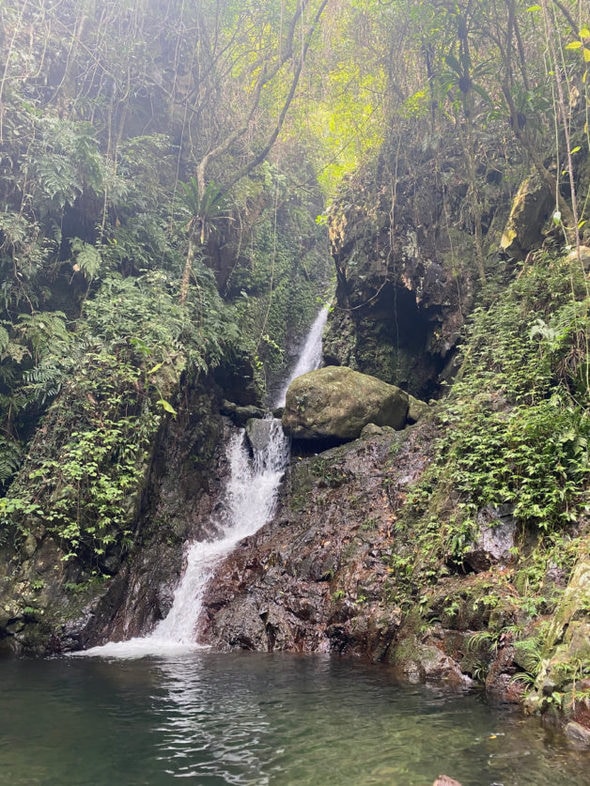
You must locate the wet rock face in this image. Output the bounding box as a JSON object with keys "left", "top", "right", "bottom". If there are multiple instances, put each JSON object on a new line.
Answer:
{"left": 463, "top": 505, "right": 517, "bottom": 573}
{"left": 323, "top": 165, "right": 482, "bottom": 399}
{"left": 282, "top": 366, "right": 410, "bottom": 442}
{"left": 79, "top": 393, "right": 229, "bottom": 648}
{"left": 198, "top": 424, "right": 432, "bottom": 657}
{"left": 0, "top": 384, "right": 228, "bottom": 655}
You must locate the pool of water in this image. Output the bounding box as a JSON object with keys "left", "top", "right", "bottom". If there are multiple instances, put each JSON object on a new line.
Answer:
{"left": 0, "top": 652, "right": 587, "bottom": 785}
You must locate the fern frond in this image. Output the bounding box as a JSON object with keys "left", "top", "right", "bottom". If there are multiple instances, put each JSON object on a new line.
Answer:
{"left": 0, "top": 435, "right": 23, "bottom": 486}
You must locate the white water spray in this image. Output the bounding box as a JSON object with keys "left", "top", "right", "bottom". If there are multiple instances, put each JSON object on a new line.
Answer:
{"left": 275, "top": 305, "right": 328, "bottom": 408}
{"left": 79, "top": 306, "right": 327, "bottom": 659}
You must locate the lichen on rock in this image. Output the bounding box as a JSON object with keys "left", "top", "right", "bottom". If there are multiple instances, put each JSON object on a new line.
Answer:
{"left": 282, "top": 365, "right": 410, "bottom": 441}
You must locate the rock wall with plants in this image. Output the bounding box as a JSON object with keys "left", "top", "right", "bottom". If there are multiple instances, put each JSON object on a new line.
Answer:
{"left": 199, "top": 0, "right": 590, "bottom": 736}
{"left": 201, "top": 241, "right": 590, "bottom": 734}
{"left": 0, "top": 0, "right": 332, "bottom": 654}
{"left": 322, "top": 129, "right": 512, "bottom": 399}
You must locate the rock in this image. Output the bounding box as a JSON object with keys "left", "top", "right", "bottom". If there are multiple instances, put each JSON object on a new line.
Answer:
{"left": 524, "top": 543, "right": 590, "bottom": 716}
{"left": 433, "top": 777, "right": 463, "bottom": 786}
{"left": 389, "top": 632, "right": 473, "bottom": 690}
{"left": 282, "top": 365, "right": 409, "bottom": 441}
{"left": 566, "top": 245, "right": 590, "bottom": 272}
{"left": 463, "top": 505, "right": 516, "bottom": 572}
{"left": 565, "top": 721, "right": 590, "bottom": 747}
{"left": 407, "top": 394, "right": 429, "bottom": 424}
{"left": 221, "top": 400, "right": 266, "bottom": 427}
{"left": 199, "top": 423, "right": 435, "bottom": 658}
{"left": 500, "top": 171, "right": 552, "bottom": 259}
{"left": 360, "top": 423, "right": 393, "bottom": 438}
{"left": 324, "top": 156, "right": 482, "bottom": 399}
{"left": 245, "top": 417, "right": 279, "bottom": 455}
{"left": 485, "top": 640, "right": 526, "bottom": 704}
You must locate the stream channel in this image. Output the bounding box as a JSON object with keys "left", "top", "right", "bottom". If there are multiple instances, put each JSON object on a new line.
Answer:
{"left": 3, "top": 308, "right": 589, "bottom": 785}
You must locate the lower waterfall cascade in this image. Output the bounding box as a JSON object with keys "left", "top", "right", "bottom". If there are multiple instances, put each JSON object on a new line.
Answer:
{"left": 80, "top": 306, "right": 327, "bottom": 658}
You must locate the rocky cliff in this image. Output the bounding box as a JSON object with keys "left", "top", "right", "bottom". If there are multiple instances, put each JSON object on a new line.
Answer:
{"left": 198, "top": 141, "right": 590, "bottom": 739}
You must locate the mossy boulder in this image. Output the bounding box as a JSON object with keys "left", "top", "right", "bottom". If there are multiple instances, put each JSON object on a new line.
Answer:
{"left": 524, "top": 542, "right": 590, "bottom": 726}
{"left": 500, "top": 172, "right": 552, "bottom": 259}
{"left": 282, "top": 365, "right": 409, "bottom": 441}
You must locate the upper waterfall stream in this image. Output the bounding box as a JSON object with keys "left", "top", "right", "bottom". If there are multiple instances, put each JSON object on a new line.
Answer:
{"left": 80, "top": 307, "right": 327, "bottom": 658}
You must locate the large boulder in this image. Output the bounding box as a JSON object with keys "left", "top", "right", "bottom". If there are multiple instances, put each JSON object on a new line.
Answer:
{"left": 282, "top": 365, "right": 409, "bottom": 441}
{"left": 500, "top": 171, "right": 552, "bottom": 259}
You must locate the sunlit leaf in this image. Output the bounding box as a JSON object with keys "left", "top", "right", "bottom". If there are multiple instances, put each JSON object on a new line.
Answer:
{"left": 157, "top": 398, "right": 177, "bottom": 415}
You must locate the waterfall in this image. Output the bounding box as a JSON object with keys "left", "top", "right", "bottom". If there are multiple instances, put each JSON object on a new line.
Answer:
{"left": 274, "top": 305, "right": 328, "bottom": 408}
{"left": 79, "top": 306, "right": 327, "bottom": 659}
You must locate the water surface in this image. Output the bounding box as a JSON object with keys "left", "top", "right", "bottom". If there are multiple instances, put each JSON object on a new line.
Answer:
{"left": 0, "top": 652, "right": 588, "bottom": 785}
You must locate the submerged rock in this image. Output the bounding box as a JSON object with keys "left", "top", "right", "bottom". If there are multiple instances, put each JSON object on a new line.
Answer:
{"left": 388, "top": 632, "right": 473, "bottom": 690}
{"left": 282, "top": 365, "right": 409, "bottom": 441}
{"left": 565, "top": 721, "right": 590, "bottom": 747}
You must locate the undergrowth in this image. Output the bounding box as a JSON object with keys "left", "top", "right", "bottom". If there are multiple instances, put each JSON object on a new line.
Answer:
{"left": 389, "top": 250, "right": 590, "bottom": 625}
{"left": 0, "top": 270, "right": 238, "bottom": 573}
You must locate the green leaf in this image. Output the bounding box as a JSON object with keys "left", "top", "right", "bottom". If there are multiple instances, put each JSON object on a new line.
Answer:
{"left": 526, "top": 4, "right": 542, "bottom": 11}
{"left": 0, "top": 325, "right": 10, "bottom": 354}
{"left": 71, "top": 238, "right": 102, "bottom": 280}
{"left": 157, "top": 398, "right": 177, "bottom": 415}
{"left": 445, "top": 54, "right": 463, "bottom": 76}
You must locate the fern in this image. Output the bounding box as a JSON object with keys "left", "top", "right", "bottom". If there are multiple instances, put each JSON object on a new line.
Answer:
{"left": 0, "top": 325, "right": 9, "bottom": 355}
{"left": 22, "top": 363, "right": 66, "bottom": 406}
{"left": 0, "top": 212, "right": 30, "bottom": 248}
{"left": 26, "top": 117, "right": 104, "bottom": 213}
{"left": 35, "top": 152, "right": 82, "bottom": 209}
{"left": 71, "top": 238, "right": 102, "bottom": 280}
{"left": 16, "top": 311, "right": 71, "bottom": 362}
{"left": 0, "top": 435, "right": 23, "bottom": 487}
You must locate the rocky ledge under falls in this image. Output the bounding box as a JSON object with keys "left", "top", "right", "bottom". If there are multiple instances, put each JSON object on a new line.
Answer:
{"left": 197, "top": 420, "right": 466, "bottom": 675}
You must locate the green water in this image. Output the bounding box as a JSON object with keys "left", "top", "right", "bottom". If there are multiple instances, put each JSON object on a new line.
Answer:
{"left": 0, "top": 652, "right": 587, "bottom": 786}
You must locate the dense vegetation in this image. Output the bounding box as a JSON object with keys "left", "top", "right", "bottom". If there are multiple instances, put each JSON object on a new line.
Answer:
{"left": 0, "top": 0, "right": 589, "bottom": 716}
{"left": 0, "top": 0, "right": 337, "bottom": 564}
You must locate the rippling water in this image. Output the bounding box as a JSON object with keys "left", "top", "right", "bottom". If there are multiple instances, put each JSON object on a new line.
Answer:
{"left": 0, "top": 653, "right": 588, "bottom": 786}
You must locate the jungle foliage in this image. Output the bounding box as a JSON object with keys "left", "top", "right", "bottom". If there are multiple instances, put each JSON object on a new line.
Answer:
{"left": 0, "top": 0, "right": 589, "bottom": 594}
{"left": 0, "top": 0, "right": 335, "bottom": 564}
{"left": 388, "top": 248, "right": 589, "bottom": 658}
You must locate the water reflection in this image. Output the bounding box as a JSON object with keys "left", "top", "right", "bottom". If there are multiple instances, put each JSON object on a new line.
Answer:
{"left": 152, "top": 655, "right": 274, "bottom": 783}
